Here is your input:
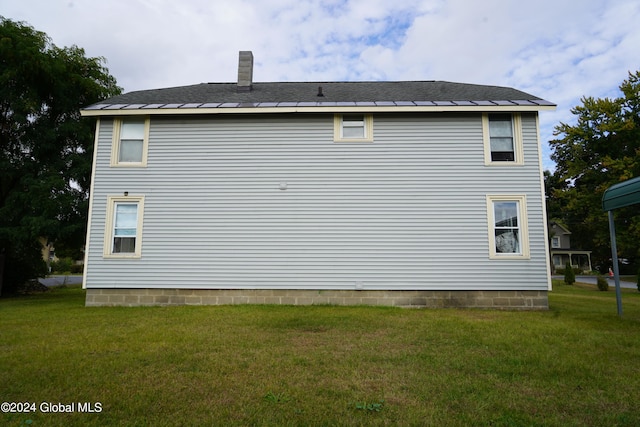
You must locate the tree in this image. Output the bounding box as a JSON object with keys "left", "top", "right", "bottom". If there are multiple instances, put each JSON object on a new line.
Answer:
{"left": 543, "top": 169, "right": 566, "bottom": 222}
{"left": 0, "top": 17, "right": 121, "bottom": 294}
{"left": 544, "top": 169, "right": 568, "bottom": 274}
{"left": 549, "top": 71, "right": 640, "bottom": 273}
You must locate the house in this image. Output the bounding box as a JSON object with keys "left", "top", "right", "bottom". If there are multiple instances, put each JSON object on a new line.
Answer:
{"left": 549, "top": 221, "right": 592, "bottom": 272}
{"left": 39, "top": 237, "right": 56, "bottom": 265}
{"left": 80, "top": 51, "right": 556, "bottom": 309}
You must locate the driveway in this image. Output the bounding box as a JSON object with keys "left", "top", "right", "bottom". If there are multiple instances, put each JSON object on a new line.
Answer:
{"left": 553, "top": 275, "right": 637, "bottom": 289}
{"left": 39, "top": 275, "right": 83, "bottom": 287}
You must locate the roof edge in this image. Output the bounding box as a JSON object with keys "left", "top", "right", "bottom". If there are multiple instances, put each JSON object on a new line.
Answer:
{"left": 81, "top": 103, "right": 556, "bottom": 117}
{"left": 602, "top": 176, "right": 640, "bottom": 211}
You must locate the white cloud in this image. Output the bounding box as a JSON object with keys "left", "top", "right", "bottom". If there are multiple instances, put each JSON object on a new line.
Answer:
{"left": 2, "top": 0, "right": 639, "bottom": 170}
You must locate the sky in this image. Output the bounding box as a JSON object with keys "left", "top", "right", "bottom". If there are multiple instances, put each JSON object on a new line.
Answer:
{"left": 2, "top": 0, "right": 639, "bottom": 171}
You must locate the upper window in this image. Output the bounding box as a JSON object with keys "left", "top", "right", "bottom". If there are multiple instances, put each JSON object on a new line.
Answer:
{"left": 483, "top": 113, "right": 523, "bottom": 165}
{"left": 334, "top": 114, "right": 373, "bottom": 142}
{"left": 486, "top": 195, "right": 530, "bottom": 259}
{"left": 111, "top": 117, "right": 149, "bottom": 166}
{"left": 104, "top": 196, "right": 144, "bottom": 258}
{"left": 551, "top": 236, "right": 561, "bottom": 249}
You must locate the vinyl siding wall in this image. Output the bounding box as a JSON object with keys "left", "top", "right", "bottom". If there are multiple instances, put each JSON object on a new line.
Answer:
{"left": 85, "top": 112, "right": 549, "bottom": 291}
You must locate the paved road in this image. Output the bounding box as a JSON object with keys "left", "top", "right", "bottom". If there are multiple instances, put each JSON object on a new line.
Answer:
{"left": 38, "top": 275, "right": 83, "bottom": 287}
{"left": 553, "top": 275, "right": 637, "bottom": 289}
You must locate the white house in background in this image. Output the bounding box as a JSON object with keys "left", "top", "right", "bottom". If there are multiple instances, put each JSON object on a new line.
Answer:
{"left": 549, "top": 221, "right": 592, "bottom": 272}
{"left": 80, "top": 51, "right": 555, "bottom": 309}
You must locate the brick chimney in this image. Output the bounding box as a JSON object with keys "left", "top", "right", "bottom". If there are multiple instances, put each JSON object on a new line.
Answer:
{"left": 237, "top": 51, "right": 253, "bottom": 92}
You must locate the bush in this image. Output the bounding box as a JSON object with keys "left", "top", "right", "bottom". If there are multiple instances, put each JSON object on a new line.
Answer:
{"left": 596, "top": 275, "right": 609, "bottom": 291}
{"left": 619, "top": 261, "right": 638, "bottom": 276}
{"left": 50, "top": 257, "right": 73, "bottom": 274}
{"left": 0, "top": 239, "right": 48, "bottom": 296}
{"left": 564, "top": 262, "right": 575, "bottom": 285}
{"left": 557, "top": 267, "right": 583, "bottom": 275}
{"left": 637, "top": 267, "right": 640, "bottom": 292}
{"left": 70, "top": 264, "right": 84, "bottom": 274}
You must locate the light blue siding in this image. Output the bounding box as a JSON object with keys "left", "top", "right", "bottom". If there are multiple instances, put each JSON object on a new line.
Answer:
{"left": 85, "top": 113, "right": 549, "bottom": 290}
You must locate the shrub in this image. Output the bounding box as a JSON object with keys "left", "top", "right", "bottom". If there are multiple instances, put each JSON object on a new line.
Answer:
{"left": 596, "top": 275, "right": 609, "bottom": 291}
{"left": 564, "top": 262, "right": 575, "bottom": 285}
{"left": 637, "top": 267, "right": 640, "bottom": 292}
{"left": 50, "top": 257, "right": 73, "bottom": 274}
{"left": 70, "top": 264, "right": 84, "bottom": 274}
{"left": 555, "top": 267, "right": 582, "bottom": 276}
{"left": 619, "top": 261, "right": 638, "bottom": 275}
{"left": 0, "top": 240, "right": 47, "bottom": 296}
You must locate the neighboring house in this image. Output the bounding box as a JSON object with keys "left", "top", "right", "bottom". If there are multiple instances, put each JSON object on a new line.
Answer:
{"left": 549, "top": 221, "right": 592, "bottom": 272}
{"left": 39, "top": 237, "right": 56, "bottom": 264}
{"left": 80, "top": 51, "right": 556, "bottom": 309}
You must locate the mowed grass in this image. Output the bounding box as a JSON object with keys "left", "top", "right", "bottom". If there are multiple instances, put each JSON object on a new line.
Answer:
{"left": 1, "top": 282, "right": 639, "bottom": 426}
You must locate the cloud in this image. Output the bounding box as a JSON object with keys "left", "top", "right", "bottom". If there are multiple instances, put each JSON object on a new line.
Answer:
{"left": 2, "top": 0, "right": 639, "bottom": 171}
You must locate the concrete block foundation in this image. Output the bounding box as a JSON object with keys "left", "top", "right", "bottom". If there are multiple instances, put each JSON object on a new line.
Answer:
{"left": 85, "top": 289, "right": 548, "bottom": 310}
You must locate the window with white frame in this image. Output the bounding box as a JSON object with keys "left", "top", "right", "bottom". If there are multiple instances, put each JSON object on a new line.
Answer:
{"left": 483, "top": 113, "right": 523, "bottom": 165}
{"left": 111, "top": 117, "right": 149, "bottom": 166}
{"left": 104, "top": 196, "right": 144, "bottom": 258}
{"left": 334, "top": 114, "right": 373, "bottom": 142}
{"left": 551, "top": 236, "right": 560, "bottom": 248}
{"left": 487, "top": 195, "right": 529, "bottom": 259}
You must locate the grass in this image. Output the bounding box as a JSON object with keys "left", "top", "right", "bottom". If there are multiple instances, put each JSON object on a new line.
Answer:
{"left": 1, "top": 281, "right": 639, "bottom": 426}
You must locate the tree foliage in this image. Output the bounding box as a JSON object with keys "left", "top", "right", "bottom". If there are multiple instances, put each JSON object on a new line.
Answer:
{"left": 0, "top": 17, "right": 121, "bottom": 294}
{"left": 548, "top": 71, "right": 640, "bottom": 272}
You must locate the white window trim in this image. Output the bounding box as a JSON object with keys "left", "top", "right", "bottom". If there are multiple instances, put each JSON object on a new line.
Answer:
{"left": 333, "top": 114, "right": 373, "bottom": 142}
{"left": 110, "top": 117, "right": 150, "bottom": 167}
{"left": 482, "top": 113, "right": 523, "bottom": 165}
{"left": 103, "top": 195, "right": 145, "bottom": 258}
{"left": 551, "top": 236, "right": 561, "bottom": 249}
{"left": 486, "top": 194, "right": 530, "bottom": 259}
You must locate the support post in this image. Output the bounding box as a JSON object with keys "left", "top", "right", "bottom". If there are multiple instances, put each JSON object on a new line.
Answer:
{"left": 608, "top": 210, "right": 623, "bottom": 317}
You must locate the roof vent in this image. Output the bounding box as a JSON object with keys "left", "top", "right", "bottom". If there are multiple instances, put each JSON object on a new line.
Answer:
{"left": 317, "top": 86, "right": 324, "bottom": 97}
{"left": 237, "top": 51, "right": 253, "bottom": 92}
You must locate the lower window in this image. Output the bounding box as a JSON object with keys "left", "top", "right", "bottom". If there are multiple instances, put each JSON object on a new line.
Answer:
{"left": 486, "top": 195, "right": 529, "bottom": 259}
{"left": 104, "top": 195, "right": 145, "bottom": 258}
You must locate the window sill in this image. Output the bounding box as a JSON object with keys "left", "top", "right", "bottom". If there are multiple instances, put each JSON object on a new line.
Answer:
{"left": 103, "top": 253, "right": 142, "bottom": 259}
{"left": 109, "top": 163, "right": 148, "bottom": 168}
{"left": 484, "top": 161, "right": 524, "bottom": 166}
{"left": 333, "top": 138, "right": 374, "bottom": 143}
{"left": 489, "top": 254, "right": 530, "bottom": 260}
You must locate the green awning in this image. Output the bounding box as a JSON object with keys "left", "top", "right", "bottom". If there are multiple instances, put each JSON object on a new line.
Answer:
{"left": 602, "top": 176, "right": 640, "bottom": 211}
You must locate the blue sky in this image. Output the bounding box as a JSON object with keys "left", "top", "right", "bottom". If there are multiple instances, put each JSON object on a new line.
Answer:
{"left": 2, "top": 0, "right": 639, "bottom": 170}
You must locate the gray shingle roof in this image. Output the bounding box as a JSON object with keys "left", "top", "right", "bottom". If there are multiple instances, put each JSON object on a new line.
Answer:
{"left": 84, "top": 81, "right": 555, "bottom": 112}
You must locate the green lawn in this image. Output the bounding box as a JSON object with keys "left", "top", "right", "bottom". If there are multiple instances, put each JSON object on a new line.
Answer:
{"left": 1, "top": 282, "right": 639, "bottom": 426}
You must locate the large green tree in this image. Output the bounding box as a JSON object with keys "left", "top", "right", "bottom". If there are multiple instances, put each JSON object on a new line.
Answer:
{"left": 549, "top": 71, "right": 640, "bottom": 272}
{"left": 0, "top": 17, "right": 121, "bottom": 294}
